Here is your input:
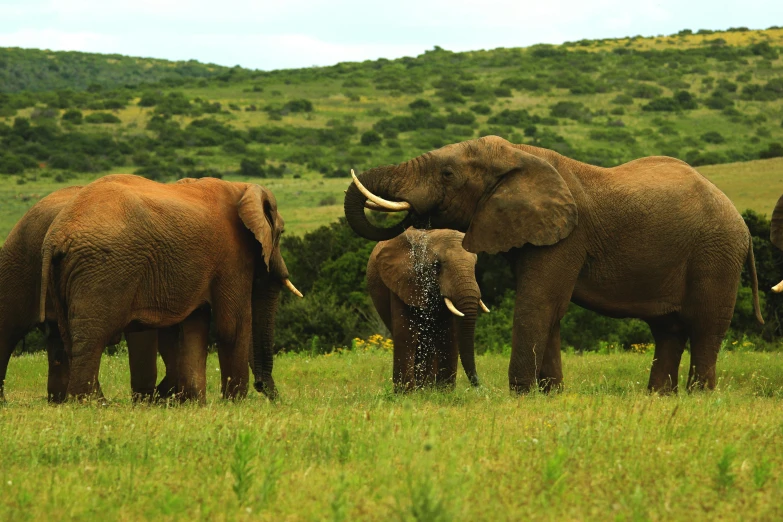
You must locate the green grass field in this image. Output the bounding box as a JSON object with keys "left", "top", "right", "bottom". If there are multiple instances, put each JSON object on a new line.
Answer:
{"left": 1, "top": 348, "right": 782, "bottom": 520}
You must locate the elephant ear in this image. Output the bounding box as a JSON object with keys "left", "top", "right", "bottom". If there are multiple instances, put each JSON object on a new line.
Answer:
{"left": 238, "top": 184, "right": 276, "bottom": 269}
{"left": 376, "top": 232, "right": 430, "bottom": 308}
{"left": 463, "top": 147, "right": 578, "bottom": 254}
{"left": 771, "top": 194, "right": 783, "bottom": 250}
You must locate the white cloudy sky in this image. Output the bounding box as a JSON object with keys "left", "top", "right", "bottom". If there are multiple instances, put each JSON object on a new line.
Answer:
{"left": 0, "top": 0, "right": 780, "bottom": 71}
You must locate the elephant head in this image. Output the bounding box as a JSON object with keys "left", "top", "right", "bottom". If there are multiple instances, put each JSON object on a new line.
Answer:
{"left": 344, "top": 136, "right": 578, "bottom": 255}
{"left": 771, "top": 194, "right": 783, "bottom": 293}
{"left": 376, "top": 228, "right": 486, "bottom": 386}
{"left": 236, "top": 183, "right": 302, "bottom": 399}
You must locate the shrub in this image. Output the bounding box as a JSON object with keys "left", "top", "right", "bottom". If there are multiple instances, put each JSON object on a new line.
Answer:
{"left": 0, "top": 153, "right": 25, "bottom": 174}
{"left": 488, "top": 109, "right": 538, "bottom": 127}
{"left": 701, "top": 131, "right": 725, "bottom": 144}
{"left": 239, "top": 158, "right": 265, "bottom": 177}
{"left": 360, "top": 130, "right": 382, "bottom": 146}
{"left": 222, "top": 139, "right": 248, "bottom": 154}
{"left": 500, "top": 77, "right": 541, "bottom": 91}
{"left": 759, "top": 143, "right": 783, "bottom": 159}
{"left": 469, "top": 104, "right": 492, "bottom": 115}
{"left": 611, "top": 94, "right": 634, "bottom": 105}
{"left": 138, "top": 91, "right": 162, "bottom": 107}
{"left": 628, "top": 83, "right": 663, "bottom": 99}
{"left": 408, "top": 99, "right": 432, "bottom": 111}
{"left": 446, "top": 111, "right": 477, "bottom": 125}
{"left": 61, "top": 109, "right": 83, "bottom": 124}
{"left": 549, "top": 101, "right": 592, "bottom": 122}
{"left": 283, "top": 99, "right": 314, "bottom": 113}
{"left": 642, "top": 97, "right": 681, "bottom": 112}
{"left": 84, "top": 112, "right": 121, "bottom": 124}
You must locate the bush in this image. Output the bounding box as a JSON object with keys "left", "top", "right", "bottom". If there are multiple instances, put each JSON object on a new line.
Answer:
{"left": 360, "top": 130, "right": 382, "bottom": 146}
{"left": 642, "top": 97, "right": 681, "bottom": 112}
{"left": 628, "top": 83, "right": 663, "bottom": 99}
{"left": 469, "top": 104, "right": 492, "bottom": 115}
{"left": 549, "top": 101, "right": 592, "bottom": 122}
{"left": 408, "top": 99, "right": 432, "bottom": 111}
{"left": 283, "top": 99, "right": 314, "bottom": 113}
{"left": 759, "top": 143, "right": 783, "bottom": 159}
{"left": 222, "top": 139, "right": 248, "bottom": 154}
{"left": 611, "top": 94, "right": 634, "bottom": 105}
{"left": 701, "top": 131, "right": 726, "bottom": 144}
{"left": 84, "top": 112, "right": 121, "bottom": 124}
{"left": 61, "top": 109, "right": 83, "bottom": 124}
{"left": 239, "top": 158, "right": 266, "bottom": 177}
{"left": 0, "top": 153, "right": 25, "bottom": 174}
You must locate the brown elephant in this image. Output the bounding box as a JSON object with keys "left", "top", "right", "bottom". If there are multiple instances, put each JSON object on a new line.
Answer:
{"left": 367, "top": 228, "right": 487, "bottom": 391}
{"left": 344, "top": 135, "right": 764, "bottom": 394}
{"left": 40, "top": 174, "right": 299, "bottom": 401}
{"left": 0, "top": 185, "right": 197, "bottom": 403}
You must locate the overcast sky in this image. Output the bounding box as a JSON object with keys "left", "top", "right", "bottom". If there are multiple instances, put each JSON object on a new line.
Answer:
{"left": 0, "top": 1, "right": 780, "bottom": 71}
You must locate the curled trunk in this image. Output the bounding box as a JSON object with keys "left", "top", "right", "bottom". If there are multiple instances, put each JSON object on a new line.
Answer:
{"left": 344, "top": 166, "right": 413, "bottom": 241}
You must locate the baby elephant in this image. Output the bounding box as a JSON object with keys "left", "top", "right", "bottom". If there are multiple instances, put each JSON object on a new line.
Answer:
{"left": 367, "top": 228, "right": 488, "bottom": 392}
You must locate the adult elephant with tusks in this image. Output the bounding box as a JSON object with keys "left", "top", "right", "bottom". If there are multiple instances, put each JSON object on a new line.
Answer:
{"left": 344, "top": 135, "right": 764, "bottom": 394}
{"left": 367, "top": 228, "right": 487, "bottom": 392}
{"left": 40, "top": 174, "right": 302, "bottom": 401}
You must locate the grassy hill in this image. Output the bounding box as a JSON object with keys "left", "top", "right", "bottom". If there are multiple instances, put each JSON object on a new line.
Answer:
{"left": 1, "top": 26, "right": 783, "bottom": 243}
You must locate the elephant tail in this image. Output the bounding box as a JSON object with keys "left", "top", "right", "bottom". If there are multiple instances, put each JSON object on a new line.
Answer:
{"left": 39, "top": 240, "right": 54, "bottom": 324}
{"left": 746, "top": 235, "right": 764, "bottom": 325}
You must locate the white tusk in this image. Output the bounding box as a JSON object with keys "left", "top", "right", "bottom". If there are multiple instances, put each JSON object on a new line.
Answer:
{"left": 284, "top": 279, "right": 303, "bottom": 298}
{"left": 444, "top": 297, "right": 464, "bottom": 317}
{"left": 351, "top": 169, "right": 411, "bottom": 212}
{"left": 772, "top": 280, "right": 783, "bottom": 293}
{"left": 480, "top": 299, "right": 490, "bottom": 313}
{"left": 364, "top": 200, "right": 399, "bottom": 212}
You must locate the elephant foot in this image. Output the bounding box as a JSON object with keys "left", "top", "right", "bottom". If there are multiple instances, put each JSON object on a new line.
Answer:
{"left": 155, "top": 377, "right": 177, "bottom": 402}
{"left": 538, "top": 377, "right": 563, "bottom": 394}
{"left": 509, "top": 379, "right": 536, "bottom": 395}
{"left": 254, "top": 378, "right": 278, "bottom": 401}
{"left": 131, "top": 389, "right": 157, "bottom": 404}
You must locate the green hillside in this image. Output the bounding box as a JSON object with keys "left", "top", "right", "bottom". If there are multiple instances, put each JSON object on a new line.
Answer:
{"left": 1, "top": 26, "right": 783, "bottom": 243}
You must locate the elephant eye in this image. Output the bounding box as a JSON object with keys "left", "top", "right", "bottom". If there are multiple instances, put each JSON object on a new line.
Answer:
{"left": 441, "top": 168, "right": 454, "bottom": 179}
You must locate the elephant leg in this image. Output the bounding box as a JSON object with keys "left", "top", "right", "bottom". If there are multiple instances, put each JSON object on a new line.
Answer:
{"left": 538, "top": 322, "right": 563, "bottom": 393}
{"left": 214, "top": 307, "right": 248, "bottom": 400}
{"left": 435, "top": 320, "right": 458, "bottom": 389}
{"left": 390, "top": 295, "right": 416, "bottom": 392}
{"left": 509, "top": 249, "right": 581, "bottom": 394}
{"left": 176, "top": 308, "right": 210, "bottom": 403}
{"left": 156, "top": 325, "right": 181, "bottom": 399}
{"left": 684, "top": 272, "right": 739, "bottom": 391}
{"left": 126, "top": 330, "right": 159, "bottom": 403}
{"left": 0, "top": 330, "right": 23, "bottom": 402}
{"left": 46, "top": 325, "right": 70, "bottom": 403}
{"left": 646, "top": 317, "right": 687, "bottom": 394}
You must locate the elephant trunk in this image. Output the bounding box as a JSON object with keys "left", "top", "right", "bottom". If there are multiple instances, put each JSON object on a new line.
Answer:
{"left": 251, "top": 269, "right": 283, "bottom": 400}
{"left": 344, "top": 165, "right": 414, "bottom": 241}
{"left": 453, "top": 295, "right": 480, "bottom": 387}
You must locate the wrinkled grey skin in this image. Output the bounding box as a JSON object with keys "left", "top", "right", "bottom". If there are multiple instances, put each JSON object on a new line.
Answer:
{"left": 367, "top": 228, "right": 481, "bottom": 391}
{"left": 0, "top": 186, "right": 179, "bottom": 402}
{"left": 345, "top": 136, "right": 763, "bottom": 394}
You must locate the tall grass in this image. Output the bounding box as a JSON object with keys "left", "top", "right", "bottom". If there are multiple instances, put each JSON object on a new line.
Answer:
{"left": 1, "top": 349, "right": 782, "bottom": 519}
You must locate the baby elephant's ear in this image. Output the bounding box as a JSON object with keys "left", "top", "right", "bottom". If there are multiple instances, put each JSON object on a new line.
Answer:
{"left": 238, "top": 184, "right": 275, "bottom": 269}
{"left": 463, "top": 148, "right": 578, "bottom": 254}
{"left": 377, "top": 235, "right": 429, "bottom": 308}
{"left": 771, "top": 194, "right": 783, "bottom": 251}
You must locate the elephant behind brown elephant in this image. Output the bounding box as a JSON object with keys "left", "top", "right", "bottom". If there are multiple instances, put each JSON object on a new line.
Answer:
{"left": 770, "top": 194, "right": 783, "bottom": 293}
{"left": 367, "top": 228, "right": 486, "bottom": 392}
{"left": 345, "top": 135, "right": 764, "bottom": 393}
{"left": 0, "top": 185, "right": 204, "bottom": 402}
{"left": 40, "top": 174, "right": 299, "bottom": 401}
